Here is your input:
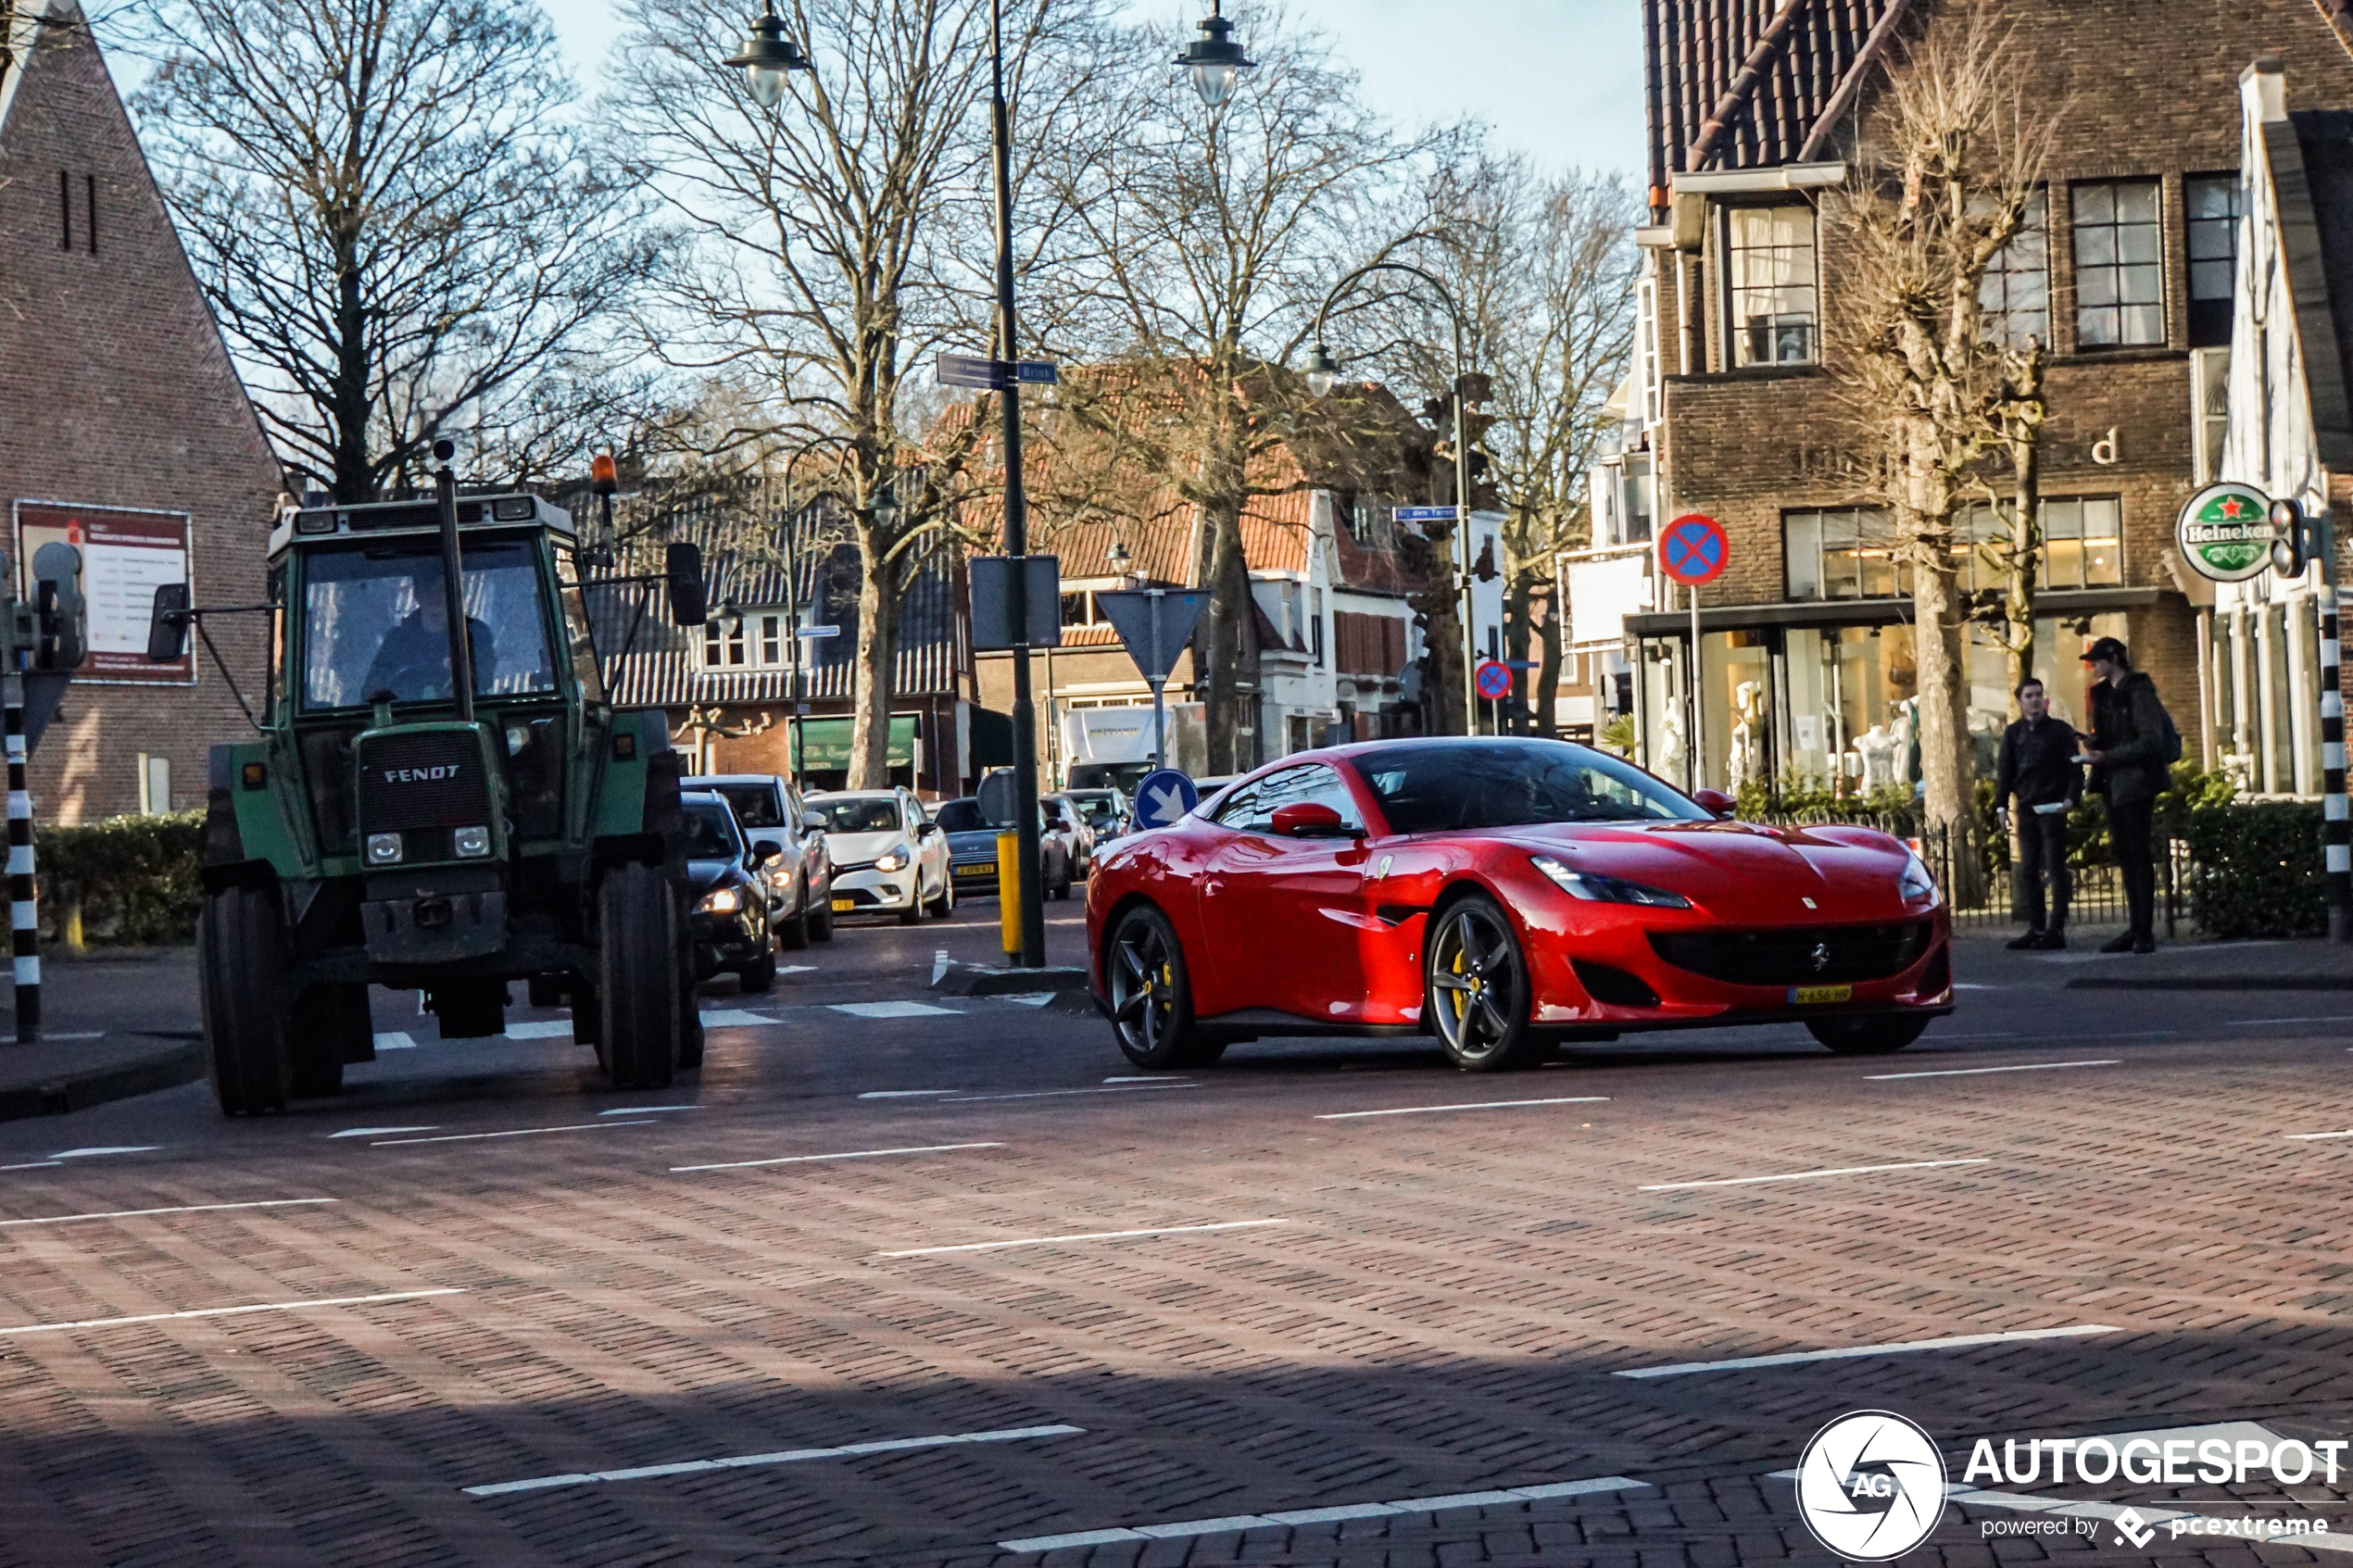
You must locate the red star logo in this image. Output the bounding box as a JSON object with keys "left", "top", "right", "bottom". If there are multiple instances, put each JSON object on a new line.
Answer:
{"left": 2220, "top": 497, "right": 2245, "bottom": 518}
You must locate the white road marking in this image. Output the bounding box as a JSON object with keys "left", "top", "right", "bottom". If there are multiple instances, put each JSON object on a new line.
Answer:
{"left": 1615, "top": 1323, "right": 2120, "bottom": 1378}
{"left": 997, "top": 994, "right": 1057, "bottom": 1007}
{"left": 672, "top": 1142, "right": 1003, "bottom": 1173}
{"left": 330, "top": 1126, "right": 437, "bottom": 1139}
{"left": 503, "top": 1021, "right": 573, "bottom": 1040}
{"left": 937, "top": 1083, "right": 1201, "bottom": 1103}
{"left": 373, "top": 1032, "right": 418, "bottom": 1050}
{"left": 932, "top": 948, "right": 951, "bottom": 985}
{"left": 2285, "top": 1128, "right": 2353, "bottom": 1141}
{"left": 1316, "top": 1097, "right": 1610, "bottom": 1121}
{"left": 463, "top": 1423, "right": 1084, "bottom": 1499}
{"left": 2232, "top": 1016, "right": 2353, "bottom": 1026}
{"left": 0, "top": 1198, "right": 338, "bottom": 1229}
{"left": 372, "top": 1121, "right": 656, "bottom": 1147}
{"left": 1639, "top": 1159, "right": 1991, "bottom": 1191}
{"left": 0, "top": 1287, "right": 466, "bottom": 1338}
{"left": 857, "top": 1090, "right": 958, "bottom": 1099}
{"left": 1103, "top": 1076, "right": 1186, "bottom": 1084}
{"left": 779, "top": 964, "right": 816, "bottom": 974}
{"left": 1949, "top": 984, "right": 1994, "bottom": 991}
{"left": 0, "top": 1162, "right": 61, "bottom": 1172}
{"left": 598, "top": 1106, "right": 698, "bottom": 1116}
{"left": 879, "top": 1218, "right": 1285, "bottom": 1259}
{"left": 49, "top": 1147, "right": 159, "bottom": 1160}
{"left": 1866, "top": 1059, "right": 2119, "bottom": 1081}
{"left": 0, "top": 1031, "right": 102, "bottom": 1044}
{"left": 830, "top": 1000, "right": 958, "bottom": 1019}
{"left": 998, "top": 1475, "right": 1652, "bottom": 1553}
{"left": 698, "top": 1009, "right": 780, "bottom": 1027}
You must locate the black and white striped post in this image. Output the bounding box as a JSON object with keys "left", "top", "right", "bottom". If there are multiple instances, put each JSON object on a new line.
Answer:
{"left": 2321, "top": 517, "right": 2348, "bottom": 943}
{"left": 6, "top": 661, "right": 36, "bottom": 1039}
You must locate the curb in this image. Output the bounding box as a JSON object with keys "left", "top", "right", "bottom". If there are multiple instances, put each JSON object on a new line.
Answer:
{"left": 0, "top": 1037, "right": 206, "bottom": 1124}
{"left": 2067, "top": 975, "right": 2353, "bottom": 991}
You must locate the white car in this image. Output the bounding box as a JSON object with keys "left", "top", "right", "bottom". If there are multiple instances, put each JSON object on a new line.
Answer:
{"left": 805, "top": 787, "right": 954, "bottom": 925}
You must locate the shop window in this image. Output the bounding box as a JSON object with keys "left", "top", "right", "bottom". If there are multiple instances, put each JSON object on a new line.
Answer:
{"left": 1784, "top": 508, "right": 1903, "bottom": 600}
{"left": 1725, "top": 205, "right": 1818, "bottom": 367}
{"left": 2185, "top": 174, "right": 2239, "bottom": 349}
{"left": 1980, "top": 191, "right": 2048, "bottom": 349}
{"left": 1060, "top": 591, "right": 1093, "bottom": 628}
{"left": 2072, "top": 180, "right": 2164, "bottom": 348}
{"left": 2041, "top": 497, "right": 2122, "bottom": 589}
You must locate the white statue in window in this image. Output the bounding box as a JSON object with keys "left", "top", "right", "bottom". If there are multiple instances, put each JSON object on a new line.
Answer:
{"left": 1728, "top": 680, "right": 1764, "bottom": 788}
{"left": 1855, "top": 723, "right": 1901, "bottom": 791}
{"left": 1655, "top": 703, "right": 1687, "bottom": 784}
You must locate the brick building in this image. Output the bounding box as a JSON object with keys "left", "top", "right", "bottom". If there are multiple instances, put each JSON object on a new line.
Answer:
{"left": 1610, "top": 0, "right": 2353, "bottom": 797}
{"left": 0, "top": 0, "right": 282, "bottom": 821}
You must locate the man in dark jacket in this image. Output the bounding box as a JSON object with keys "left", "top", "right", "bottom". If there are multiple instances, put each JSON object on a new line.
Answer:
{"left": 1994, "top": 678, "right": 2082, "bottom": 950}
{"left": 2082, "top": 636, "right": 2176, "bottom": 954}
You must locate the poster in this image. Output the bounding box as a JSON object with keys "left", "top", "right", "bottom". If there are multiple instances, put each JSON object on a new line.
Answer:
{"left": 14, "top": 502, "right": 194, "bottom": 684}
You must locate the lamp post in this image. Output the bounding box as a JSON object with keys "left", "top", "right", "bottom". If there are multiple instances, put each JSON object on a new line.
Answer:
{"left": 1302, "top": 263, "right": 1482, "bottom": 734}
{"left": 1175, "top": 1, "right": 1254, "bottom": 108}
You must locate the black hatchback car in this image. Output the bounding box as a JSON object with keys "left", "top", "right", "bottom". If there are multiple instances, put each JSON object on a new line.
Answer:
{"left": 681, "top": 791, "right": 777, "bottom": 992}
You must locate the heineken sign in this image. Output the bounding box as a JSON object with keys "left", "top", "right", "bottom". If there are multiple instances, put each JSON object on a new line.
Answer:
{"left": 2176, "top": 482, "right": 2274, "bottom": 582}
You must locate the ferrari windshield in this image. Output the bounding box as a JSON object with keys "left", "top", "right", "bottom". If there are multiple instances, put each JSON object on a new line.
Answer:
{"left": 301, "top": 539, "right": 558, "bottom": 709}
{"left": 1355, "top": 740, "right": 1708, "bottom": 833}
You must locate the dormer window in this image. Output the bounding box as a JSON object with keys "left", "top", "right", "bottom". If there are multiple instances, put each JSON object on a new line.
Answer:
{"left": 1725, "top": 205, "right": 1818, "bottom": 367}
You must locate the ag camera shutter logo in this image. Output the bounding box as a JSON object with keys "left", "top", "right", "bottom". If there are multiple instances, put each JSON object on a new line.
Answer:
{"left": 1795, "top": 1411, "right": 1948, "bottom": 1560}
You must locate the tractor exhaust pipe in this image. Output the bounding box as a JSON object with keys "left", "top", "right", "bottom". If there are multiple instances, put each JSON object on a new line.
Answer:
{"left": 432, "top": 438, "right": 476, "bottom": 722}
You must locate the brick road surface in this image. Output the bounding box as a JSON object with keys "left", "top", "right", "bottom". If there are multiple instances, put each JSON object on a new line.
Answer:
{"left": 0, "top": 909, "right": 2347, "bottom": 1566}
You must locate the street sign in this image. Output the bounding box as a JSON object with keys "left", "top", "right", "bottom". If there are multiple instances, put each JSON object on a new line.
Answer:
{"left": 1393, "top": 506, "right": 1461, "bottom": 523}
{"left": 2176, "top": 482, "right": 2272, "bottom": 583}
{"left": 936, "top": 353, "right": 1060, "bottom": 390}
{"left": 1095, "top": 589, "right": 1209, "bottom": 684}
{"left": 968, "top": 555, "right": 1063, "bottom": 649}
{"left": 797, "top": 623, "right": 839, "bottom": 639}
{"left": 1474, "top": 659, "right": 1512, "bottom": 700}
{"left": 1131, "top": 768, "right": 1199, "bottom": 830}
{"left": 1658, "top": 513, "right": 1729, "bottom": 586}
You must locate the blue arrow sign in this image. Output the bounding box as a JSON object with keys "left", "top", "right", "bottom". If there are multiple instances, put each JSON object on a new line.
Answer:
{"left": 1130, "top": 769, "right": 1199, "bottom": 831}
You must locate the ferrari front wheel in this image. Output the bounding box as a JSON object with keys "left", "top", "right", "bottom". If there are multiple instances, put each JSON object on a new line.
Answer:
{"left": 1105, "top": 905, "right": 1223, "bottom": 1069}
{"left": 1428, "top": 894, "right": 1538, "bottom": 1071}
{"left": 1807, "top": 1014, "right": 1930, "bottom": 1055}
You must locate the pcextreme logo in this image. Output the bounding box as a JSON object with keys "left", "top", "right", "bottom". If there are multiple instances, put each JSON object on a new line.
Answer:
{"left": 1794, "top": 1411, "right": 1947, "bottom": 1561}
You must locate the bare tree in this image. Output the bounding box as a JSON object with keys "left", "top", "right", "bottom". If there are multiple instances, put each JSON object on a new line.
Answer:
{"left": 1037, "top": 6, "right": 1431, "bottom": 771}
{"left": 124, "top": 0, "right": 651, "bottom": 501}
{"left": 1829, "top": 0, "right": 2057, "bottom": 900}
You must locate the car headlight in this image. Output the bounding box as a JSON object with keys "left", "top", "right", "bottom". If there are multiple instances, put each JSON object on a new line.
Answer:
{"left": 698, "top": 886, "right": 742, "bottom": 914}
{"left": 365, "top": 832, "right": 402, "bottom": 865}
{"left": 1529, "top": 853, "right": 1691, "bottom": 909}
{"left": 453, "top": 825, "right": 491, "bottom": 859}
{"left": 1899, "top": 852, "right": 1940, "bottom": 905}
{"left": 874, "top": 847, "right": 910, "bottom": 872}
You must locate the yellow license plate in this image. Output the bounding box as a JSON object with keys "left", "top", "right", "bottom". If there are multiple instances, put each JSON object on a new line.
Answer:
{"left": 830, "top": 897, "right": 854, "bottom": 912}
{"left": 1788, "top": 985, "right": 1853, "bottom": 1005}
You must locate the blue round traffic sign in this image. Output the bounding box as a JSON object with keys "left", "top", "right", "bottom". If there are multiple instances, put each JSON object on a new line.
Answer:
{"left": 1130, "top": 769, "right": 1199, "bottom": 831}
{"left": 1475, "top": 659, "right": 1512, "bottom": 700}
{"left": 1659, "top": 512, "right": 1729, "bottom": 586}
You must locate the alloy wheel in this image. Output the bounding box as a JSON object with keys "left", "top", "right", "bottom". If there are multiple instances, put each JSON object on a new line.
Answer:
{"left": 1428, "top": 902, "right": 1524, "bottom": 1064}
{"left": 1109, "top": 918, "right": 1176, "bottom": 1058}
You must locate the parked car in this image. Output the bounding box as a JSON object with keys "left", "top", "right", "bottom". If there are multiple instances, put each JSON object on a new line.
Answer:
{"left": 1043, "top": 792, "right": 1097, "bottom": 878}
{"left": 686, "top": 772, "right": 834, "bottom": 947}
{"left": 937, "top": 796, "right": 1074, "bottom": 897}
{"left": 1063, "top": 787, "right": 1130, "bottom": 843}
{"left": 806, "top": 787, "right": 954, "bottom": 923}
{"left": 680, "top": 790, "right": 777, "bottom": 992}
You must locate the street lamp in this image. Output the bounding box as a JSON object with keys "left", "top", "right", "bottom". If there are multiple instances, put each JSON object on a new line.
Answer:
{"left": 1305, "top": 262, "right": 1483, "bottom": 734}
{"left": 1175, "top": 1, "right": 1254, "bottom": 108}
{"left": 723, "top": 0, "right": 812, "bottom": 108}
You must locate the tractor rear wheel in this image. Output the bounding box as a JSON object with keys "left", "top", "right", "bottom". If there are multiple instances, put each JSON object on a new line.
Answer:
{"left": 598, "top": 862, "right": 680, "bottom": 1089}
{"left": 200, "top": 884, "right": 292, "bottom": 1116}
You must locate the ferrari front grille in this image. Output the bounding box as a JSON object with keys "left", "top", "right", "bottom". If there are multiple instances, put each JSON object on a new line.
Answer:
{"left": 1649, "top": 921, "right": 1934, "bottom": 986}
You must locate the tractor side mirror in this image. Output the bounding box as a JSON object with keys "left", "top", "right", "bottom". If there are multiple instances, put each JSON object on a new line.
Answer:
{"left": 146, "top": 583, "right": 192, "bottom": 664}
{"left": 665, "top": 542, "right": 708, "bottom": 627}
{"left": 1693, "top": 787, "right": 1737, "bottom": 819}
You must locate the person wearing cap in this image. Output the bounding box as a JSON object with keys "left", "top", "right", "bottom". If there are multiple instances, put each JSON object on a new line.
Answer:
{"left": 1994, "top": 677, "right": 2082, "bottom": 949}
{"left": 2080, "top": 636, "right": 2176, "bottom": 954}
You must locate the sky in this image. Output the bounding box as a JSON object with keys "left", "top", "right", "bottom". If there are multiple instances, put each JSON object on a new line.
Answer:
{"left": 535, "top": 0, "right": 1646, "bottom": 177}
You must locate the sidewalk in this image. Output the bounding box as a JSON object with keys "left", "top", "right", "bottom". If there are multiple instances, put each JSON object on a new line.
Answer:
{"left": 0, "top": 946, "right": 205, "bottom": 1123}
{"left": 1954, "top": 927, "right": 2353, "bottom": 991}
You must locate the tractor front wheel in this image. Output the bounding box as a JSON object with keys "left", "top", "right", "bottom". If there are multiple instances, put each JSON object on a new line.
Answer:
{"left": 598, "top": 862, "right": 680, "bottom": 1089}
{"left": 288, "top": 983, "right": 371, "bottom": 1098}
{"left": 200, "top": 884, "right": 292, "bottom": 1116}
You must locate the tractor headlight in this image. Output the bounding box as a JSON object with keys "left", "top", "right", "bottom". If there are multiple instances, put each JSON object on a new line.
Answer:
{"left": 365, "top": 832, "right": 402, "bottom": 865}
{"left": 1529, "top": 853, "right": 1691, "bottom": 909}
{"left": 698, "top": 886, "right": 742, "bottom": 915}
{"left": 453, "top": 825, "right": 492, "bottom": 859}
{"left": 873, "top": 847, "right": 910, "bottom": 872}
{"left": 1899, "top": 852, "right": 1939, "bottom": 905}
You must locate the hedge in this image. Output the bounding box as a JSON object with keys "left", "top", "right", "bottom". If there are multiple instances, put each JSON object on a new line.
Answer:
{"left": 2182, "top": 802, "right": 2326, "bottom": 939}
{"left": 38, "top": 810, "right": 206, "bottom": 947}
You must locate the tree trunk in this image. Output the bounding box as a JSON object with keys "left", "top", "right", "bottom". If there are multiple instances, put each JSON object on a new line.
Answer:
{"left": 1504, "top": 570, "right": 1533, "bottom": 734}
{"left": 1414, "top": 521, "right": 1466, "bottom": 736}
{"left": 849, "top": 527, "right": 900, "bottom": 790}
{"left": 2003, "top": 432, "right": 2042, "bottom": 708}
{"left": 1533, "top": 581, "right": 1564, "bottom": 739}
{"left": 333, "top": 243, "right": 371, "bottom": 503}
{"left": 1194, "top": 497, "right": 1257, "bottom": 775}
{"left": 1901, "top": 417, "right": 1983, "bottom": 908}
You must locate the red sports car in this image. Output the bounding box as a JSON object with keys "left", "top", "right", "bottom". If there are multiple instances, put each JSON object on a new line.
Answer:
{"left": 1085, "top": 737, "right": 1952, "bottom": 1072}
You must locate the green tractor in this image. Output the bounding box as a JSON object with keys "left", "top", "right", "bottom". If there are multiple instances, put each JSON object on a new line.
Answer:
{"left": 149, "top": 457, "right": 711, "bottom": 1113}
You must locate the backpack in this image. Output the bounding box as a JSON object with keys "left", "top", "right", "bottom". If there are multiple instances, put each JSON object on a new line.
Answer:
{"left": 2156, "top": 700, "right": 2183, "bottom": 764}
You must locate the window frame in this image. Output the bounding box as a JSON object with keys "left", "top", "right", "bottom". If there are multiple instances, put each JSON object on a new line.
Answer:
{"left": 1721, "top": 201, "right": 1820, "bottom": 369}
{"left": 2070, "top": 178, "right": 2167, "bottom": 350}
{"left": 1980, "top": 189, "right": 2050, "bottom": 350}
{"left": 2184, "top": 172, "right": 2241, "bottom": 350}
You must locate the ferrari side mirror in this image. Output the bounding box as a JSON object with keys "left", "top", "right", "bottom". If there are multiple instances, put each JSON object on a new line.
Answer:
{"left": 1693, "top": 787, "right": 1737, "bottom": 819}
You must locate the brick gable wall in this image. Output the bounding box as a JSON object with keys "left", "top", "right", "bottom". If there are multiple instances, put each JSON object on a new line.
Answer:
{"left": 0, "top": 8, "right": 283, "bottom": 822}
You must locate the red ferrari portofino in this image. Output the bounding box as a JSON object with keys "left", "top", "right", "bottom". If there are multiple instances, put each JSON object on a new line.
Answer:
{"left": 1085, "top": 738, "right": 1953, "bottom": 1072}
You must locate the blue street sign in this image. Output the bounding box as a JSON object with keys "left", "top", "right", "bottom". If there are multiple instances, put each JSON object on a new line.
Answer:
{"left": 1131, "top": 769, "right": 1199, "bottom": 831}
{"left": 1392, "top": 506, "right": 1462, "bottom": 523}
{"left": 937, "top": 353, "right": 1059, "bottom": 389}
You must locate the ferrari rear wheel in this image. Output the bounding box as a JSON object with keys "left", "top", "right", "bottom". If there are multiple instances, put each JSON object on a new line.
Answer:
{"left": 1106, "top": 904, "right": 1223, "bottom": 1069}
{"left": 1806, "top": 1014, "right": 1930, "bottom": 1055}
{"left": 1428, "top": 894, "right": 1538, "bottom": 1072}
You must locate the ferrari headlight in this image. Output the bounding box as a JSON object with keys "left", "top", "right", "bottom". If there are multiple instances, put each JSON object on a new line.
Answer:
{"left": 1529, "top": 853, "right": 1691, "bottom": 909}
{"left": 1899, "top": 852, "right": 1939, "bottom": 905}
{"left": 873, "top": 847, "right": 910, "bottom": 872}
{"left": 698, "top": 886, "right": 742, "bottom": 915}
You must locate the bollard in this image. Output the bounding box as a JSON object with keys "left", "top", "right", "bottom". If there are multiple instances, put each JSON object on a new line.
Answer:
{"left": 996, "top": 829, "right": 1021, "bottom": 960}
